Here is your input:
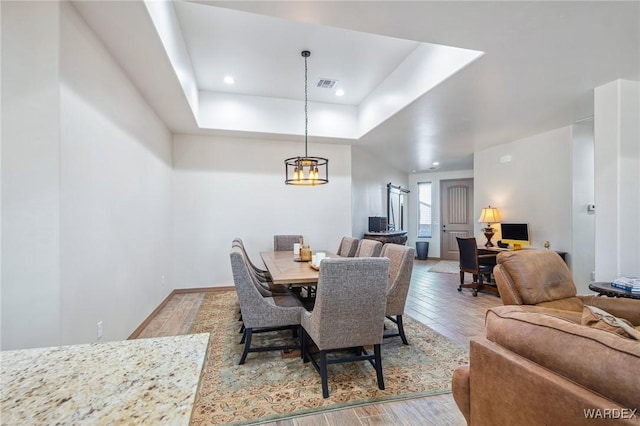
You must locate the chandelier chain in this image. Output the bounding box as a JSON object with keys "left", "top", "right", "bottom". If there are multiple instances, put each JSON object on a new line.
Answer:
{"left": 304, "top": 53, "right": 308, "bottom": 157}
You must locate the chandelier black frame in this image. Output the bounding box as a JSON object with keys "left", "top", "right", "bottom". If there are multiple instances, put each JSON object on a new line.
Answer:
{"left": 285, "top": 50, "right": 329, "bottom": 186}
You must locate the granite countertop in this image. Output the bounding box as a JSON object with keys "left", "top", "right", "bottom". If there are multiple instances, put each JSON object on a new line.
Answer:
{"left": 1, "top": 333, "right": 210, "bottom": 425}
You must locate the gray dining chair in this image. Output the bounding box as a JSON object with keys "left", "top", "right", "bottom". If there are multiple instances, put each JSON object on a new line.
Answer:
{"left": 232, "top": 240, "right": 292, "bottom": 338}
{"left": 336, "top": 236, "right": 359, "bottom": 257}
{"left": 381, "top": 244, "right": 416, "bottom": 345}
{"left": 354, "top": 239, "right": 383, "bottom": 257}
{"left": 301, "top": 257, "right": 389, "bottom": 398}
{"left": 230, "top": 247, "right": 305, "bottom": 364}
{"left": 274, "top": 235, "right": 303, "bottom": 252}
{"left": 232, "top": 238, "right": 289, "bottom": 296}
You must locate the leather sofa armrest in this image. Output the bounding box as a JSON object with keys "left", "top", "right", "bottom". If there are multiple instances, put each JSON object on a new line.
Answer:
{"left": 452, "top": 366, "right": 471, "bottom": 424}
{"left": 493, "top": 264, "right": 523, "bottom": 305}
{"left": 579, "top": 295, "right": 640, "bottom": 325}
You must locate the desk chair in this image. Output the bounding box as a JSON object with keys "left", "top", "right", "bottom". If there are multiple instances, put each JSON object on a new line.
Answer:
{"left": 456, "top": 237, "right": 499, "bottom": 297}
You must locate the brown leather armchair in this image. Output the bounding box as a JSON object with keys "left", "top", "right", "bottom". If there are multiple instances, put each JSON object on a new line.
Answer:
{"left": 493, "top": 249, "right": 640, "bottom": 325}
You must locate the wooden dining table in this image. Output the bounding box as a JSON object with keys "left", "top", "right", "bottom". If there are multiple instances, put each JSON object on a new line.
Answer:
{"left": 260, "top": 251, "right": 338, "bottom": 285}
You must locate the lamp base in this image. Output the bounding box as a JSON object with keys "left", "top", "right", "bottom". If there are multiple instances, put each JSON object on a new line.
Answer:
{"left": 483, "top": 228, "right": 495, "bottom": 247}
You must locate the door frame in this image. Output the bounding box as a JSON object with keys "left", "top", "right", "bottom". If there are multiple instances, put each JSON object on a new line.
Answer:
{"left": 440, "top": 178, "right": 474, "bottom": 261}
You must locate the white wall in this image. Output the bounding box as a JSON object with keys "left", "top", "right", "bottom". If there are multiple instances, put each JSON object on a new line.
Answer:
{"left": 474, "top": 127, "right": 573, "bottom": 275}
{"left": 0, "top": 0, "right": 3, "bottom": 348}
{"left": 59, "top": 2, "right": 173, "bottom": 345}
{"left": 408, "top": 170, "right": 474, "bottom": 258}
{"left": 594, "top": 79, "right": 640, "bottom": 280}
{"left": 351, "top": 146, "right": 408, "bottom": 239}
{"left": 172, "top": 134, "right": 352, "bottom": 288}
{"left": 1, "top": 1, "right": 62, "bottom": 350}
{"left": 1, "top": 3, "right": 174, "bottom": 350}
{"left": 571, "top": 119, "right": 596, "bottom": 287}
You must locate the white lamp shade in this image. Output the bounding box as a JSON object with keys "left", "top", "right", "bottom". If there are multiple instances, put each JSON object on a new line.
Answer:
{"left": 478, "top": 207, "right": 501, "bottom": 224}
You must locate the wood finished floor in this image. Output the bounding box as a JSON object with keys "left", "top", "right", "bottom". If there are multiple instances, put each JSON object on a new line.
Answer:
{"left": 135, "top": 259, "right": 503, "bottom": 425}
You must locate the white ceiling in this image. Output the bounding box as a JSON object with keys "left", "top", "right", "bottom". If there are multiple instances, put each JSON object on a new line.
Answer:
{"left": 73, "top": 1, "right": 640, "bottom": 173}
{"left": 174, "top": 2, "right": 420, "bottom": 105}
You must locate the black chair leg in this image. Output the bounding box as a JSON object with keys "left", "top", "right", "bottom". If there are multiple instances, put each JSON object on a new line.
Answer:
{"left": 458, "top": 271, "right": 464, "bottom": 291}
{"left": 374, "top": 344, "right": 385, "bottom": 390}
{"left": 473, "top": 274, "right": 484, "bottom": 297}
{"left": 396, "top": 315, "right": 408, "bottom": 345}
{"left": 239, "top": 328, "right": 252, "bottom": 365}
{"left": 301, "top": 328, "right": 308, "bottom": 361}
{"left": 320, "top": 350, "right": 329, "bottom": 398}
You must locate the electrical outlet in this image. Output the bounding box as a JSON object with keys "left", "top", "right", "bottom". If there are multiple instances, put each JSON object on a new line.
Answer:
{"left": 161, "top": 275, "right": 166, "bottom": 285}
{"left": 97, "top": 321, "right": 103, "bottom": 340}
{"left": 591, "top": 271, "right": 596, "bottom": 281}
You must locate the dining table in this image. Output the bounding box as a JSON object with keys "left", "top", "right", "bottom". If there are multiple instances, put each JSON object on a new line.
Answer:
{"left": 260, "top": 250, "right": 338, "bottom": 285}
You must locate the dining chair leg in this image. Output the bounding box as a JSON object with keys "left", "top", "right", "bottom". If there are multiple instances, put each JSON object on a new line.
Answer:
{"left": 320, "top": 351, "right": 329, "bottom": 398}
{"left": 374, "top": 344, "right": 385, "bottom": 390}
{"left": 301, "top": 328, "right": 308, "bottom": 361}
{"left": 458, "top": 271, "right": 464, "bottom": 291}
{"left": 239, "top": 328, "right": 252, "bottom": 365}
{"left": 396, "top": 315, "right": 408, "bottom": 345}
{"left": 320, "top": 350, "right": 329, "bottom": 398}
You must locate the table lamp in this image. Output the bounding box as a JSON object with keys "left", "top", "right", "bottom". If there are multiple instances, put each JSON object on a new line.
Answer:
{"left": 477, "top": 206, "right": 501, "bottom": 247}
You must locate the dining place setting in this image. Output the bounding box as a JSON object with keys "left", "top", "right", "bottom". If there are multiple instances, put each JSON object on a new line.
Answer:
{"left": 229, "top": 234, "right": 415, "bottom": 398}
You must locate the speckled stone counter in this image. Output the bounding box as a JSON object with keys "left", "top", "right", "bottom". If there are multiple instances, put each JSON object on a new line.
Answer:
{"left": 1, "top": 333, "right": 209, "bottom": 425}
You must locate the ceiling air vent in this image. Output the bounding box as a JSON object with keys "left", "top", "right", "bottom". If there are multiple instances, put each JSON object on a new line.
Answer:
{"left": 317, "top": 79, "right": 338, "bottom": 89}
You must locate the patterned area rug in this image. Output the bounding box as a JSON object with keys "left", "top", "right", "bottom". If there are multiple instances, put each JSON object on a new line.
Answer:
{"left": 189, "top": 291, "right": 468, "bottom": 425}
{"left": 428, "top": 260, "right": 461, "bottom": 274}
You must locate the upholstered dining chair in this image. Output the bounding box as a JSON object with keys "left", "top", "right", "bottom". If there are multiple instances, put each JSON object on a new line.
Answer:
{"left": 456, "top": 237, "right": 499, "bottom": 297}
{"left": 336, "top": 236, "right": 359, "bottom": 257}
{"left": 273, "top": 235, "right": 303, "bottom": 252}
{"left": 232, "top": 238, "right": 289, "bottom": 296}
{"left": 355, "top": 239, "right": 383, "bottom": 257}
{"left": 301, "top": 257, "right": 389, "bottom": 398}
{"left": 232, "top": 240, "right": 293, "bottom": 339}
{"left": 494, "top": 249, "right": 640, "bottom": 325}
{"left": 381, "top": 243, "right": 415, "bottom": 344}
{"left": 230, "top": 247, "right": 305, "bottom": 364}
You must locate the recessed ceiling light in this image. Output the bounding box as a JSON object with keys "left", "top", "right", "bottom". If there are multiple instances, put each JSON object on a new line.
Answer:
{"left": 432, "top": 162, "right": 440, "bottom": 166}
{"left": 224, "top": 76, "right": 235, "bottom": 85}
{"left": 335, "top": 89, "right": 345, "bottom": 97}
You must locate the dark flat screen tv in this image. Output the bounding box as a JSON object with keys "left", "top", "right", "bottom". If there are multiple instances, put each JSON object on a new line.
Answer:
{"left": 500, "top": 223, "right": 530, "bottom": 248}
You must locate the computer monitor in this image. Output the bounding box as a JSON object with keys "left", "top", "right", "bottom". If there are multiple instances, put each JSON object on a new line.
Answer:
{"left": 500, "top": 223, "right": 530, "bottom": 249}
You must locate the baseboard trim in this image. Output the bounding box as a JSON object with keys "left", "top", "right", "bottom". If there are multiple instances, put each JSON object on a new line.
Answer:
{"left": 173, "top": 286, "right": 235, "bottom": 293}
{"left": 128, "top": 286, "right": 235, "bottom": 339}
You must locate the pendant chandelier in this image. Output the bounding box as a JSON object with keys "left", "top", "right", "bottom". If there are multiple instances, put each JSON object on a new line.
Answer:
{"left": 285, "top": 50, "right": 329, "bottom": 185}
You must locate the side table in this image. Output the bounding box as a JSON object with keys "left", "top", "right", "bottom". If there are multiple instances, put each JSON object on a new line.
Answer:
{"left": 588, "top": 282, "right": 640, "bottom": 299}
{"left": 363, "top": 231, "right": 407, "bottom": 245}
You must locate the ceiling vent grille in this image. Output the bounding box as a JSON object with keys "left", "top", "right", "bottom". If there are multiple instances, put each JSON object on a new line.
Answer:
{"left": 317, "top": 79, "right": 338, "bottom": 89}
